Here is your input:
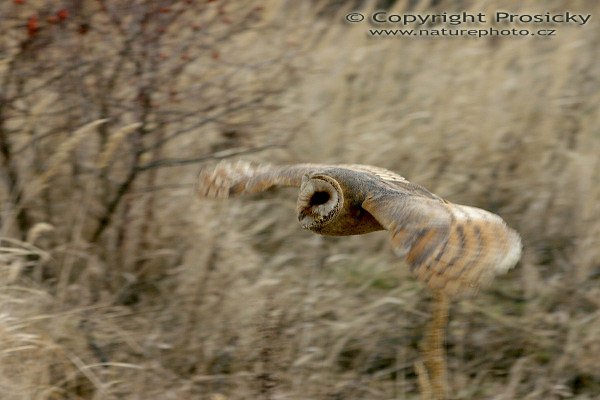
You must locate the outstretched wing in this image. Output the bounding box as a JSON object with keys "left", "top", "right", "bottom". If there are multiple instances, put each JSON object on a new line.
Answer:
{"left": 362, "top": 193, "right": 522, "bottom": 296}
{"left": 198, "top": 161, "right": 436, "bottom": 199}
{"left": 345, "top": 164, "right": 409, "bottom": 185}
{"left": 346, "top": 164, "right": 444, "bottom": 200}
{"left": 197, "top": 161, "right": 327, "bottom": 198}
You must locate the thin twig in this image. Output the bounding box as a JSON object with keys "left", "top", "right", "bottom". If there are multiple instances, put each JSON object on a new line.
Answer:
{"left": 136, "top": 144, "right": 282, "bottom": 172}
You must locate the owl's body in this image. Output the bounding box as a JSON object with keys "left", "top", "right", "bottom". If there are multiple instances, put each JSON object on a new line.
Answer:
{"left": 197, "top": 161, "right": 522, "bottom": 296}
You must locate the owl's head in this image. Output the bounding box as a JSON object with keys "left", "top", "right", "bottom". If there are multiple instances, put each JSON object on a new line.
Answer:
{"left": 295, "top": 172, "right": 384, "bottom": 236}
{"left": 296, "top": 174, "right": 343, "bottom": 232}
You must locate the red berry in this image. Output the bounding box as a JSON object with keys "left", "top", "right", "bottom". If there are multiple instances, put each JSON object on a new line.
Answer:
{"left": 57, "top": 9, "right": 69, "bottom": 21}
{"left": 77, "top": 23, "right": 90, "bottom": 35}
{"left": 27, "top": 16, "right": 39, "bottom": 37}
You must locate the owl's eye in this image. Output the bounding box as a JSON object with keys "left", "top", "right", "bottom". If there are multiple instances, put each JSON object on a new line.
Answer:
{"left": 309, "top": 191, "right": 330, "bottom": 206}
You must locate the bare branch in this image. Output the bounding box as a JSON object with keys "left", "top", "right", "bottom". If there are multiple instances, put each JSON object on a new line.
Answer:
{"left": 136, "top": 144, "right": 283, "bottom": 172}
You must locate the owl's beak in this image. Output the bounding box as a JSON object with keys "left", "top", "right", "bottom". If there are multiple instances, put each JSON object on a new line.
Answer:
{"left": 297, "top": 211, "right": 310, "bottom": 228}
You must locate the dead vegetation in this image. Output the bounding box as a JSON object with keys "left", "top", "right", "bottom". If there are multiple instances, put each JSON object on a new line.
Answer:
{"left": 1, "top": 0, "right": 599, "bottom": 399}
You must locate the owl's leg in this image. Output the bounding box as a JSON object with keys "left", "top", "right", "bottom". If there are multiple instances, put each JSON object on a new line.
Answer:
{"left": 420, "top": 290, "right": 449, "bottom": 400}
{"left": 415, "top": 359, "right": 433, "bottom": 400}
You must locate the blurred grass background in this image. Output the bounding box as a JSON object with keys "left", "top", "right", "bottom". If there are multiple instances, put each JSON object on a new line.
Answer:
{"left": 1, "top": 0, "right": 599, "bottom": 399}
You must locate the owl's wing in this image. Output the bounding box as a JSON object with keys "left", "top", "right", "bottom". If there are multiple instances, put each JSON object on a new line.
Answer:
{"left": 197, "top": 161, "right": 327, "bottom": 198}
{"left": 362, "top": 193, "right": 522, "bottom": 296}
{"left": 198, "top": 161, "right": 434, "bottom": 199}
{"left": 343, "top": 164, "right": 444, "bottom": 200}
{"left": 343, "top": 164, "right": 410, "bottom": 185}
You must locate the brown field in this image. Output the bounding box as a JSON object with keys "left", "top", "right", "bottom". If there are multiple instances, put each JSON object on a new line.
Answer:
{"left": 1, "top": 0, "right": 599, "bottom": 399}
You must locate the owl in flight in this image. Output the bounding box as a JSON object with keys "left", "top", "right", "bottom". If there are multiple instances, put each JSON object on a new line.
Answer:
{"left": 197, "top": 161, "right": 522, "bottom": 296}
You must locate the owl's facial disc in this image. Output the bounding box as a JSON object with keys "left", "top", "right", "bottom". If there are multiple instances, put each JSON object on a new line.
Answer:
{"left": 297, "top": 176, "right": 343, "bottom": 230}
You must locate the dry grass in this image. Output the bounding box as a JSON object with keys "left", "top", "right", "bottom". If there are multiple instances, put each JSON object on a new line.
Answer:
{"left": 1, "top": 0, "right": 600, "bottom": 398}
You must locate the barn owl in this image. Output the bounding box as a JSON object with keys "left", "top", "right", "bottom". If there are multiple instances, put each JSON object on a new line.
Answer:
{"left": 197, "top": 161, "right": 522, "bottom": 296}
